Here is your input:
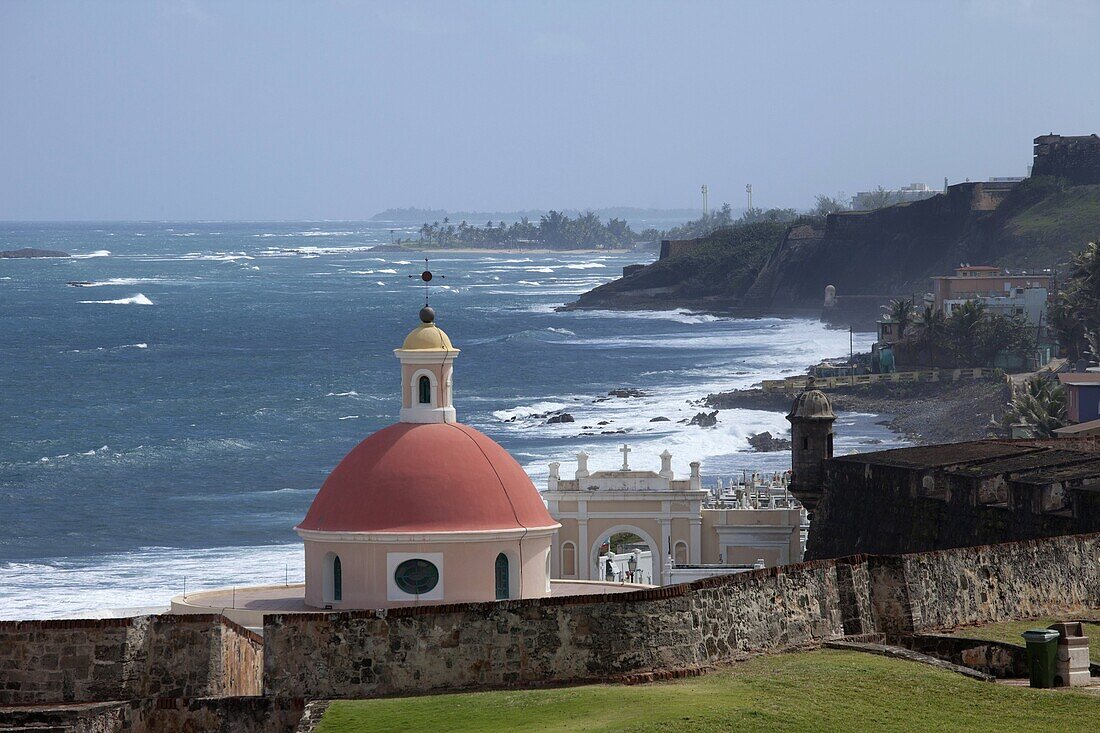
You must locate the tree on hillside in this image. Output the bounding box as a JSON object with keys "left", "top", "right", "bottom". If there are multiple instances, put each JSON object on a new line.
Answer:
{"left": 912, "top": 305, "right": 947, "bottom": 368}
{"left": 851, "top": 187, "right": 898, "bottom": 211}
{"left": 1002, "top": 376, "right": 1067, "bottom": 438}
{"left": 885, "top": 298, "right": 915, "bottom": 341}
{"left": 812, "top": 194, "right": 848, "bottom": 217}
{"left": 1054, "top": 239, "right": 1100, "bottom": 363}
{"left": 1048, "top": 298, "right": 1087, "bottom": 362}
{"left": 973, "top": 313, "right": 1036, "bottom": 366}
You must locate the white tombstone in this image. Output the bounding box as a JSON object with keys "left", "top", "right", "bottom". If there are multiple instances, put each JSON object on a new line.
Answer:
{"left": 575, "top": 451, "right": 590, "bottom": 479}
{"left": 659, "top": 450, "right": 674, "bottom": 479}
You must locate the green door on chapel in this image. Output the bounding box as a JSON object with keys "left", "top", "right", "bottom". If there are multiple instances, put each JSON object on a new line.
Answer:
{"left": 495, "top": 553, "right": 509, "bottom": 600}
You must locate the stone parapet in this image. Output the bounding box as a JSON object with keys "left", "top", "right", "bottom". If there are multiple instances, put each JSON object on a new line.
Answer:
{"left": 0, "top": 614, "right": 261, "bottom": 706}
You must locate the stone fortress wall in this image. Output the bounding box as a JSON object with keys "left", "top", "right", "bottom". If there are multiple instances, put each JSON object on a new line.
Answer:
{"left": 263, "top": 531, "right": 1100, "bottom": 699}
{"left": 3, "top": 532, "right": 1100, "bottom": 729}
{"left": 805, "top": 441, "right": 1100, "bottom": 560}
{"left": 0, "top": 614, "right": 262, "bottom": 706}
{"left": 1032, "top": 134, "right": 1100, "bottom": 185}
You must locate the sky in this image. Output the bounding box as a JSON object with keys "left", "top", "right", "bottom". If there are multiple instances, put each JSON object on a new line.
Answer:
{"left": 2, "top": 0, "right": 1099, "bottom": 221}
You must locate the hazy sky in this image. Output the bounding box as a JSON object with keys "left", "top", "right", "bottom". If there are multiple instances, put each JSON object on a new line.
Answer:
{"left": 2, "top": 0, "right": 1098, "bottom": 220}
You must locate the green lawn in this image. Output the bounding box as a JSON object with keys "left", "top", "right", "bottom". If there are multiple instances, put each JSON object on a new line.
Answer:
{"left": 317, "top": 649, "right": 1096, "bottom": 733}
{"left": 948, "top": 618, "right": 1100, "bottom": 662}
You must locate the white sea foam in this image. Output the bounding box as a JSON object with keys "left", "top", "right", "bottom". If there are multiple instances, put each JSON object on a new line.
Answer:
{"left": 72, "top": 250, "right": 111, "bottom": 259}
{"left": 325, "top": 391, "right": 359, "bottom": 397}
{"left": 376, "top": 268, "right": 398, "bottom": 274}
{"left": 337, "top": 415, "right": 359, "bottom": 420}
{"left": 73, "top": 277, "right": 167, "bottom": 287}
{"left": 0, "top": 544, "right": 304, "bottom": 619}
{"left": 79, "top": 293, "right": 154, "bottom": 305}
{"left": 571, "top": 308, "right": 720, "bottom": 324}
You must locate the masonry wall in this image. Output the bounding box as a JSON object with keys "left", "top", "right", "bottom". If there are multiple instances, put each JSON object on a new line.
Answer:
{"left": 263, "top": 557, "right": 875, "bottom": 699}
{"left": 0, "top": 614, "right": 262, "bottom": 705}
{"left": 805, "top": 459, "right": 1100, "bottom": 559}
{"left": 263, "top": 533, "right": 1100, "bottom": 700}
{"left": 898, "top": 533, "right": 1100, "bottom": 632}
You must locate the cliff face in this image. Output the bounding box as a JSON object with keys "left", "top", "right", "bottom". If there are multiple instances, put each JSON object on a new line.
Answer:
{"left": 744, "top": 183, "right": 986, "bottom": 308}
{"left": 567, "top": 222, "right": 786, "bottom": 310}
{"left": 570, "top": 176, "right": 1100, "bottom": 314}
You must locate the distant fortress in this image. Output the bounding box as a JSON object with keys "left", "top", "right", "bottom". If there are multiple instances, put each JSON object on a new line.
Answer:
{"left": 1032, "top": 133, "right": 1100, "bottom": 184}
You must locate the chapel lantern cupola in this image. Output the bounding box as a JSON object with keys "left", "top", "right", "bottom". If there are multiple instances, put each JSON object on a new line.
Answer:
{"left": 395, "top": 306, "right": 460, "bottom": 424}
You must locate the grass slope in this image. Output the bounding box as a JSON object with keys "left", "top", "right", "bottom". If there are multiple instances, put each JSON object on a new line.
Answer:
{"left": 950, "top": 618, "right": 1100, "bottom": 661}
{"left": 317, "top": 650, "right": 1095, "bottom": 733}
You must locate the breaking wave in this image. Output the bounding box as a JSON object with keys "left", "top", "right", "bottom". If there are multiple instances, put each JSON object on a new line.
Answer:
{"left": 79, "top": 293, "right": 154, "bottom": 305}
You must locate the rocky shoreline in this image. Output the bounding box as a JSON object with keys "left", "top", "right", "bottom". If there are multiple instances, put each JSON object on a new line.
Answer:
{"left": 704, "top": 378, "right": 1011, "bottom": 445}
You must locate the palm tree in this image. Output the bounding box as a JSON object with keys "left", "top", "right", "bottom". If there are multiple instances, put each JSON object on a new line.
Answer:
{"left": 885, "top": 298, "right": 915, "bottom": 342}
{"left": 947, "top": 300, "right": 986, "bottom": 366}
{"left": 1002, "top": 376, "right": 1067, "bottom": 438}
{"left": 912, "top": 305, "right": 947, "bottom": 368}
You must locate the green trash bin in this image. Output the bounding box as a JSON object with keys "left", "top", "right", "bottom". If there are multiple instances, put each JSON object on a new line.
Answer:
{"left": 1021, "top": 628, "right": 1060, "bottom": 688}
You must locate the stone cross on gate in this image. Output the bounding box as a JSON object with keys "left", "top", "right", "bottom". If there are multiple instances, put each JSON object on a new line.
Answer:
{"left": 619, "top": 444, "right": 631, "bottom": 471}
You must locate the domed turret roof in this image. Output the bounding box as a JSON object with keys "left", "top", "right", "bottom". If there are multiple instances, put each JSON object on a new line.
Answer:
{"left": 400, "top": 322, "right": 455, "bottom": 351}
{"left": 297, "top": 422, "right": 558, "bottom": 534}
{"left": 786, "top": 389, "right": 836, "bottom": 420}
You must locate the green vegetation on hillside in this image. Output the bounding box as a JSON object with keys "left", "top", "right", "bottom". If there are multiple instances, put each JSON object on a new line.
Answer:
{"left": 317, "top": 650, "right": 1098, "bottom": 733}
{"left": 572, "top": 221, "right": 787, "bottom": 308}
{"left": 993, "top": 177, "right": 1100, "bottom": 268}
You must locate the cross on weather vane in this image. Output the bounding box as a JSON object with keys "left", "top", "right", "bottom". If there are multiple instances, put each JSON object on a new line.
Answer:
{"left": 408, "top": 257, "right": 445, "bottom": 306}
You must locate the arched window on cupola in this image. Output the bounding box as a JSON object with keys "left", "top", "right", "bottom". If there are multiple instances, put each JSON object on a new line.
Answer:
{"left": 418, "top": 375, "right": 432, "bottom": 405}
{"left": 332, "top": 555, "right": 342, "bottom": 602}
{"left": 495, "top": 553, "right": 509, "bottom": 600}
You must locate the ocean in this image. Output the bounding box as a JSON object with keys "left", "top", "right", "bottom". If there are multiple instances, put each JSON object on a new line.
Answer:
{"left": 0, "top": 221, "right": 902, "bottom": 618}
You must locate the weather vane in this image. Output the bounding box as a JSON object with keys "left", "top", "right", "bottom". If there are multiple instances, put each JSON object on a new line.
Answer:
{"left": 408, "top": 257, "right": 445, "bottom": 310}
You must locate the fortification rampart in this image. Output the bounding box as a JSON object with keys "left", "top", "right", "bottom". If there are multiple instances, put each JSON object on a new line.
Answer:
{"left": 3, "top": 532, "right": 1100, "bottom": 725}
{"left": 806, "top": 442, "right": 1100, "bottom": 559}
{"left": 262, "top": 532, "right": 1100, "bottom": 699}
{"left": 0, "top": 614, "right": 262, "bottom": 706}
{"left": 1033, "top": 134, "right": 1100, "bottom": 185}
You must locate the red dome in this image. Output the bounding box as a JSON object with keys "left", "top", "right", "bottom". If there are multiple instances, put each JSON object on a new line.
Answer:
{"left": 297, "top": 422, "right": 557, "bottom": 533}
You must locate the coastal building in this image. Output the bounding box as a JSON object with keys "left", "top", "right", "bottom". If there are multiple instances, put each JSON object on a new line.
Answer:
{"left": 931, "top": 265, "right": 1052, "bottom": 322}
{"left": 544, "top": 448, "right": 805, "bottom": 586}
{"left": 876, "top": 316, "right": 902, "bottom": 345}
{"left": 1058, "top": 372, "right": 1100, "bottom": 424}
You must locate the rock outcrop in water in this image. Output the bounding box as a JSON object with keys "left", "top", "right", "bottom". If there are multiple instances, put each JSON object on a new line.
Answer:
{"left": 1, "top": 247, "right": 70, "bottom": 258}
{"left": 747, "top": 431, "right": 792, "bottom": 452}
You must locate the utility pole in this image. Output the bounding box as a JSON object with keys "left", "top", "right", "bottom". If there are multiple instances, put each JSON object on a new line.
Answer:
{"left": 746, "top": 183, "right": 753, "bottom": 211}
{"left": 850, "top": 326, "right": 854, "bottom": 386}
{"left": 701, "top": 184, "right": 709, "bottom": 216}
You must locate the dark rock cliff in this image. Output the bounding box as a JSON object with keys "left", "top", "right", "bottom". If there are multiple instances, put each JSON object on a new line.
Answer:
{"left": 569, "top": 176, "right": 1100, "bottom": 314}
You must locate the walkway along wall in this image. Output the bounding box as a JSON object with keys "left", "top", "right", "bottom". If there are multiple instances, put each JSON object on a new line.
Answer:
{"left": 263, "top": 532, "right": 1100, "bottom": 699}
